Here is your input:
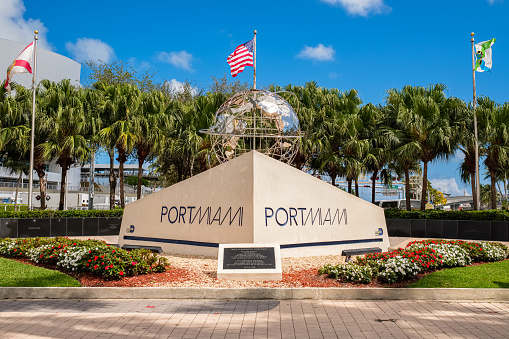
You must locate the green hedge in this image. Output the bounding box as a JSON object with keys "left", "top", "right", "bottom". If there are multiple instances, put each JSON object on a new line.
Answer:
{"left": 384, "top": 209, "right": 509, "bottom": 221}
{"left": 0, "top": 209, "right": 124, "bottom": 219}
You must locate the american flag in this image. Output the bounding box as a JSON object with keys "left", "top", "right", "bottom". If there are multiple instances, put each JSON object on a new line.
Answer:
{"left": 227, "top": 39, "right": 254, "bottom": 77}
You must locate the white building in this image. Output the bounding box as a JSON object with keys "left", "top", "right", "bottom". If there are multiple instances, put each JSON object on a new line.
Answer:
{"left": 0, "top": 37, "right": 81, "bottom": 89}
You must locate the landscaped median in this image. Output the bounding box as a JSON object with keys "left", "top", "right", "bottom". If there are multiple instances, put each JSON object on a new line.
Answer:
{"left": 0, "top": 237, "right": 168, "bottom": 281}
{"left": 1, "top": 236, "right": 509, "bottom": 301}
{"left": 319, "top": 239, "right": 509, "bottom": 286}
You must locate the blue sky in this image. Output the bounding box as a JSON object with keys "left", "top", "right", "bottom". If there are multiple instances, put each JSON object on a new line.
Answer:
{"left": 2, "top": 0, "right": 508, "bottom": 199}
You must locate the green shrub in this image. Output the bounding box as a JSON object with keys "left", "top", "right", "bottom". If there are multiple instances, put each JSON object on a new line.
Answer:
{"left": 384, "top": 209, "right": 509, "bottom": 221}
{"left": 0, "top": 209, "right": 123, "bottom": 219}
{"left": 320, "top": 239, "right": 508, "bottom": 285}
{"left": 0, "top": 236, "right": 168, "bottom": 280}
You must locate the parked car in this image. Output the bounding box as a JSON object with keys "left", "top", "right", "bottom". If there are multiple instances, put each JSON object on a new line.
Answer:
{"left": 374, "top": 199, "right": 421, "bottom": 210}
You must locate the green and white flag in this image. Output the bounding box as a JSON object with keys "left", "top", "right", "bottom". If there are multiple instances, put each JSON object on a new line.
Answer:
{"left": 475, "top": 38, "right": 496, "bottom": 72}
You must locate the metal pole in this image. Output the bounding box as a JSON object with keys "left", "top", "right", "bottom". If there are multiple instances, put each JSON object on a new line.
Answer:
{"left": 28, "top": 30, "right": 38, "bottom": 211}
{"left": 253, "top": 30, "right": 257, "bottom": 90}
{"left": 64, "top": 171, "right": 68, "bottom": 210}
{"left": 88, "top": 150, "right": 95, "bottom": 210}
{"left": 471, "top": 32, "right": 481, "bottom": 210}
{"left": 252, "top": 30, "right": 257, "bottom": 151}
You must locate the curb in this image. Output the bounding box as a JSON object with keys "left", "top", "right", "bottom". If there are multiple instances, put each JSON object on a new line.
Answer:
{"left": 1, "top": 287, "right": 508, "bottom": 301}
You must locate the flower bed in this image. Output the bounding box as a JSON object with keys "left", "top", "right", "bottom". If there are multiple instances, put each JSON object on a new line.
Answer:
{"left": 319, "top": 239, "right": 509, "bottom": 284}
{"left": 0, "top": 237, "right": 168, "bottom": 280}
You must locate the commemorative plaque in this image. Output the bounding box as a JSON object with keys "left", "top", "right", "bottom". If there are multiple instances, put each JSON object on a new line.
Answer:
{"left": 217, "top": 243, "right": 282, "bottom": 281}
{"left": 223, "top": 247, "right": 276, "bottom": 270}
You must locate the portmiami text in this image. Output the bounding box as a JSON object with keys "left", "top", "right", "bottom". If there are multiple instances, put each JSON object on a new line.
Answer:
{"left": 160, "top": 206, "right": 243, "bottom": 226}
{"left": 265, "top": 207, "right": 347, "bottom": 227}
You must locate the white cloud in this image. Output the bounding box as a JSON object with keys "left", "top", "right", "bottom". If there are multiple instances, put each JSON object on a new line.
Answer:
{"left": 429, "top": 178, "right": 466, "bottom": 197}
{"left": 157, "top": 51, "right": 194, "bottom": 71}
{"left": 297, "top": 44, "right": 335, "bottom": 61}
{"left": 65, "top": 38, "right": 115, "bottom": 62}
{"left": 164, "top": 79, "right": 199, "bottom": 96}
{"left": 0, "top": 0, "right": 51, "bottom": 50}
{"left": 486, "top": 0, "right": 501, "bottom": 4}
{"left": 128, "top": 57, "right": 152, "bottom": 72}
{"left": 320, "top": 0, "right": 390, "bottom": 16}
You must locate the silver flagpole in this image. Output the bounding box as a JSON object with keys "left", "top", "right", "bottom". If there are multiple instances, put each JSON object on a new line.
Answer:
{"left": 252, "top": 30, "right": 257, "bottom": 151}
{"left": 28, "top": 30, "right": 38, "bottom": 211}
{"left": 471, "top": 32, "right": 481, "bottom": 210}
{"left": 253, "top": 30, "right": 257, "bottom": 90}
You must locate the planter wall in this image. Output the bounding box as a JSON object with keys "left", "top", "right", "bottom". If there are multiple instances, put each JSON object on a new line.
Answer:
{"left": 0, "top": 218, "right": 121, "bottom": 238}
{"left": 386, "top": 218, "right": 509, "bottom": 242}
{"left": 2, "top": 217, "right": 508, "bottom": 242}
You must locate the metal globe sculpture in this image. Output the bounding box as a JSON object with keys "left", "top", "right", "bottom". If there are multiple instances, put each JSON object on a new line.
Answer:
{"left": 201, "top": 89, "right": 303, "bottom": 164}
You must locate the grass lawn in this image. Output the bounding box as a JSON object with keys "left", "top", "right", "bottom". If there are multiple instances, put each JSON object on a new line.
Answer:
{"left": 0, "top": 257, "right": 81, "bottom": 287}
{"left": 409, "top": 260, "right": 509, "bottom": 288}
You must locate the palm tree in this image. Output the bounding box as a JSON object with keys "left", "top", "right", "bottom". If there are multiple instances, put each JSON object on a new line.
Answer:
{"left": 477, "top": 97, "right": 509, "bottom": 209}
{"left": 94, "top": 81, "right": 121, "bottom": 209}
{"left": 132, "top": 90, "right": 167, "bottom": 199}
{"left": 360, "top": 103, "right": 393, "bottom": 203}
{"left": 99, "top": 83, "right": 141, "bottom": 208}
{"left": 0, "top": 83, "right": 55, "bottom": 210}
{"left": 39, "top": 80, "right": 90, "bottom": 210}
{"left": 387, "top": 84, "right": 464, "bottom": 210}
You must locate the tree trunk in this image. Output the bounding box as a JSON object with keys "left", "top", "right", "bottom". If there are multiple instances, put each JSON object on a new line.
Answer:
{"left": 420, "top": 161, "right": 428, "bottom": 211}
{"left": 491, "top": 171, "right": 497, "bottom": 210}
{"left": 497, "top": 181, "right": 503, "bottom": 207}
{"left": 117, "top": 147, "right": 128, "bottom": 209}
{"left": 137, "top": 154, "right": 146, "bottom": 200}
{"left": 177, "top": 160, "right": 183, "bottom": 182}
{"left": 190, "top": 156, "right": 195, "bottom": 178}
{"left": 490, "top": 171, "right": 497, "bottom": 210}
{"left": 471, "top": 172, "right": 477, "bottom": 210}
{"left": 15, "top": 172, "right": 21, "bottom": 212}
{"left": 59, "top": 166, "right": 68, "bottom": 210}
{"left": 109, "top": 149, "right": 117, "bottom": 210}
{"left": 405, "top": 166, "right": 411, "bottom": 211}
{"left": 354, "top": 177, "right": 359, "bottom": 197}
{"left": 38, "top": 171, "right": 46, "bottom": 210}
{"left": 119, "top": 160, "right": 125, "bottom": 209}
{"left": 371, "top": 170, "right": 378, "bottom": 203}
{"left": 347, "top": 178, "right": 352, "bottom": 194}
{"left": 505, "top": 175, "right": 508, "bottom": 206}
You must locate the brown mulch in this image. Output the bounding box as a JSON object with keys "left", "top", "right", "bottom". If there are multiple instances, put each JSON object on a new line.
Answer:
{"left": 10, "top": 254, "right": 418, "bottom": 288}
{"left": 12, "top": 254, "right": 495, "bottom": 289}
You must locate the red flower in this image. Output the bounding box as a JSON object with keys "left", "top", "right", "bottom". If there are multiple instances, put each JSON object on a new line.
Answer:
{"left": 132, "top": 262, "right": 137, "bottom": 266}
{"left": 93, "top": 265, "right": 98, "bottom": 269}
{"left": 105, "top": 266, "right": 109, "bottom": 270}
{"left": 86, "top": 263, "right": 89, "bottom": 267}
{"left": 119, "top": 271, "right": 124, "bottom": 276}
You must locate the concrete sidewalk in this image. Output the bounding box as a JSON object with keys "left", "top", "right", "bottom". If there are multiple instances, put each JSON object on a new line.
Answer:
{"left": 1, "top": 299, "right": 508, "bottom": 338}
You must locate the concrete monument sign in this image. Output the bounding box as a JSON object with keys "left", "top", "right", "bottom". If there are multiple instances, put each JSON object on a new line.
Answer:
{"left": 119, "top": 151, "right": 389, "bottom": 257}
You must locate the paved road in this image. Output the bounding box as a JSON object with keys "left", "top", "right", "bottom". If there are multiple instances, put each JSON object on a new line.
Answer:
{"left": 1, "top": 299, "right": 508, "bottom": 338}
